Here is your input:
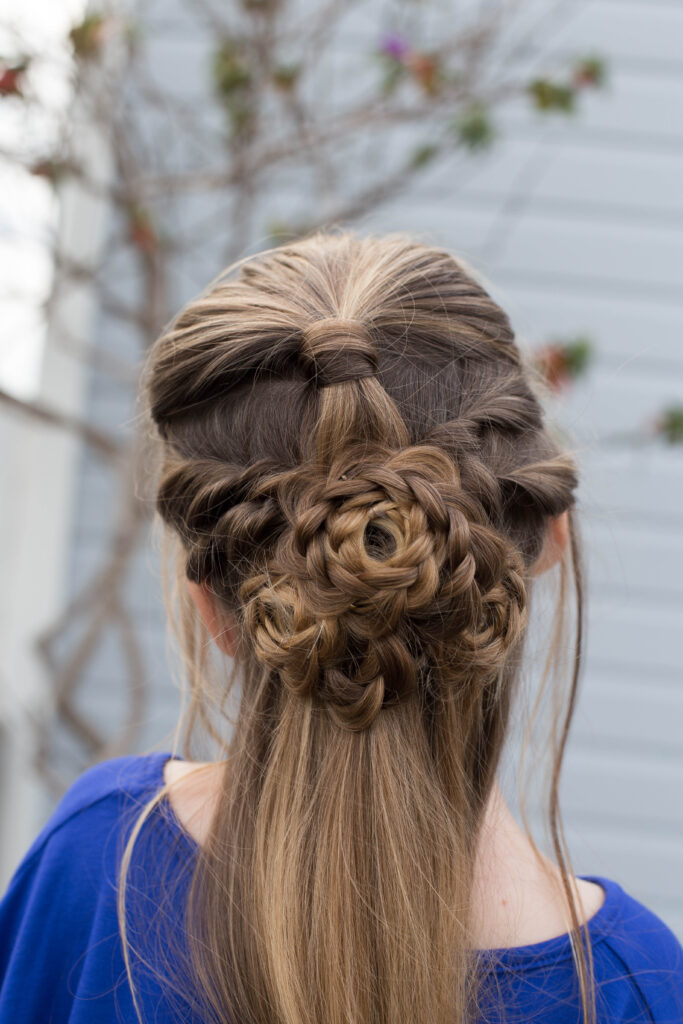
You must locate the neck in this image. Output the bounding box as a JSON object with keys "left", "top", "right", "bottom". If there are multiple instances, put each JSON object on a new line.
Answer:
{"left": 163, "top": 759, "right": 600, "bottom": 950}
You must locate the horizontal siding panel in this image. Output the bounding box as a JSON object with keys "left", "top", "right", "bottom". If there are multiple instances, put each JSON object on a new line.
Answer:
{"left": 65, "top": 459, "right": 119, "bottom": 564}
{"left": 502, "top": 70, "right": 683, "bottom": 144}
{"left": 66, "top": 534, "right": 167, "bottom": 622}
{"left": 491, "top": 265, "right": 680, "bottom": 304}
{"left": 583, "top": 520, "right": 683, "bottom": 601}
{"left": 572, "top": 674, "right": 683, "bottom": 752}
{"left": 579, "top": 449, "right": 683, "bottom": 524}
{"left": 70, "top": 676, "right": 183, "bottom": 733}
{"left": 496, "top": 286, "right": 683, "bottom": 369}
{"left": 529, "top": 144, "right": 683, "bottom": 216}
{"left": 48, "top": 620, "right": 170, "bottom": 690}
{"left": 492, "top": 215, "right": 683, "bottom": 293}
{"left": 546, "top": 2, "right": 683, "bottom": 66}
{"left": 415, "top": 139, "right": 683, "bottom": 221}
{"left": 583, "top": 596, "right": 683, "bottom": 676}
{"left": 558, "top": 366, "right": 683, "bottom": 438}
{"left": 359, "top": 200, "right": 499, "bottom": 252}
{"left": 364, "top": 201, "right": 683, "bottom": 296}
{"left": 337, "top": 0, "right": 683, "bottom": 70}
{"left": 469, "top": 145, "right": 683, "bottom": 217}
{"left": 544, "top": 816, "right": 683, "bottom": 896}
{"left": 560, "top": 747, "right": 683, "bottom": 831}
{"left": 413, "top": 138, "right": 553, "bottom": 203}
{"left": 566, "top": 831, "right": 683, "bottom": 920}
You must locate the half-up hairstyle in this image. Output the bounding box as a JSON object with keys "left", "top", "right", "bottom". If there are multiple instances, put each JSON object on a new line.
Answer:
{"left": 122, "top": 229, "right": 594, "bottom": 1024}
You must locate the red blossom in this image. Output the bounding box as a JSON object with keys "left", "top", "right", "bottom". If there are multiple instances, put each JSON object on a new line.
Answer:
{"left": 0, "top": 62, "right": 27, "bottom": 97}
{"left": 534, "top": 344, "right": 571, "bottom": 392}
{"left": 127, "top": 208, "right": 158, "bottom": 253}
{"left": 406, "top": 52, "right": 440, "bottom": 94}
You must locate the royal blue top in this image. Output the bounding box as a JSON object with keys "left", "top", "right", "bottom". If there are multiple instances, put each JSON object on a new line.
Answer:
{"left": 1, "top": 751, "right": 682, "bottom": 1023}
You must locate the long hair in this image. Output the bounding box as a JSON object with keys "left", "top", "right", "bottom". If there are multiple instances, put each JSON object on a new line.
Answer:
{"left": 120, "top": 229, "right": 595, "bottom": 1023}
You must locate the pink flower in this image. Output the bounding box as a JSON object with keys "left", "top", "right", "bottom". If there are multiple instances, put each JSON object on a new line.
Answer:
{"left": 378, "top": 33, "right": 411, "bottom": 62}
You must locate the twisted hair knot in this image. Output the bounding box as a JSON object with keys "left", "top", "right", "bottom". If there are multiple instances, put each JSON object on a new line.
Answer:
{"left": 299, "top": 317, "right": 379, "bottom": 386}
{"left": 239, "top": 443, "right": 528, "bottom": 732}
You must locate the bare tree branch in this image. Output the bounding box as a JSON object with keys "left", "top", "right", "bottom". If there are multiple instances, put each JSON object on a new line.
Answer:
{"left": 0, "top": 387, "right": 124, "bottom": 460}
{"left": 0, "top": 0, "right": 608, "bottom": 783}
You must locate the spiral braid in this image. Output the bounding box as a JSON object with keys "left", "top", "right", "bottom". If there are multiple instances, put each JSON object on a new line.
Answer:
{"left": 233, "top": 443, "right": 527, "bottom": 731}
{"left": 155, "top": 372, "right": 569, "bottom": 733}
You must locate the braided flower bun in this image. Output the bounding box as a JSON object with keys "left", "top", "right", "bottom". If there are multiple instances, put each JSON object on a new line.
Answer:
{"left": 147, "top": 230, "right": 578, "bottom": 733}
{"left": 238, "top": 443, "right": 527, "bottom": 731}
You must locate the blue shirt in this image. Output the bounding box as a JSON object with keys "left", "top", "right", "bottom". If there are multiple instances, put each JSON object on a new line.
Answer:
{"left": 1, "top": 751, "right": 682, "bottom": 1023}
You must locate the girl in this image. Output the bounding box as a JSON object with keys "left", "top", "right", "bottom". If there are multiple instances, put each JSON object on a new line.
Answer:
{"left": 1, "top": 230, "right": 682, "bottom": 1023}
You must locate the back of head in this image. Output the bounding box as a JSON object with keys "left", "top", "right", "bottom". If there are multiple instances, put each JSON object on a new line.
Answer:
{"left": 139, "top": 229, "right": 582, "bottom": 1024}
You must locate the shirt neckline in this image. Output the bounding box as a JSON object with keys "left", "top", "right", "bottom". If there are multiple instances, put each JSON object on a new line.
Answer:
{"left": 149, "top": 750, "right": 623, "bottom": 968}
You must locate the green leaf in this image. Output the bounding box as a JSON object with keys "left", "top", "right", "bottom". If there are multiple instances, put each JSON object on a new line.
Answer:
{"left": 213, "top": 41, "right": 251, "bottom": 98}
{"left": 376, "top": 54, "right": 407, "bottom": 97}
{"left": 69, "top": 14, "right": 107, "bottom": 59}
{"left": 454, "top": 104, "right": 494, "bottom": 150}
{"left": 271, "top": 63, "right": 300, "bottom": 90}
{"left": 573, "top": 54, "right": 606, "bottom": 88}
{"left": 409, "top": 143, "right": 439, "bottom": 169}
{"left": 657, "top": 404, "right": 683, "bottom": 445}
{"left": 528, "top": 78, "right": 576, "bottom": 113}
{"left": 562, "top": 336, "right": 593, "bottom": 375}
{"left": 242, "top": 0, "right": 279, "bottom": 11}
{"left": 226, "top": 98, "right": 256, "bottom": 138}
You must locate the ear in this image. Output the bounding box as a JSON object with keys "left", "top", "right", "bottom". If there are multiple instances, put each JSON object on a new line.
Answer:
{"left": 530, "top": 509, "right": 570, "bottom": 577}
{"left": 185, "top": 578, "right": 238, "bottom": 657}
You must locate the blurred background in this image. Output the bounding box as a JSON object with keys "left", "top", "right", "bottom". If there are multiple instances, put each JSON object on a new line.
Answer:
{"left": 0, "top": 0, "right": 681, "bottom": 937}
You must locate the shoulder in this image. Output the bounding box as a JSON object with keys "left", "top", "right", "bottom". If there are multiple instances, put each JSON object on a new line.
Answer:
{"left": 480, "top": 875, "right": 683, "bottom": 1023}
{"left": 596, "top": 876, "right": 683, "bottom": 1019}
{"left": 604, "top": 876, "right": 683, "bottom": 967}
{"left": 0, "top": 754, "right": 178, "bottom": 1021}
{"left": 6, "top": 752, "right": 171, "bottom": 886}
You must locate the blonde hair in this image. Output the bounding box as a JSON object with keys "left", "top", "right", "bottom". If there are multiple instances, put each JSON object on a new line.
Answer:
{"left": 120, "top": 229, "right": 595, "bottom": 1023}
